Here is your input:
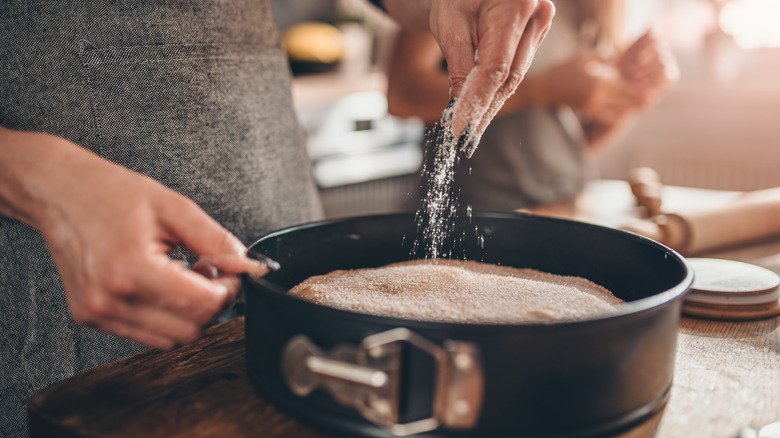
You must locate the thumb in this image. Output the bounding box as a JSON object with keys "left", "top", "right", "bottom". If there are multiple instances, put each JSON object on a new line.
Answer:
{"left": 158, "top": 195, "right": 268, "bottom": 276}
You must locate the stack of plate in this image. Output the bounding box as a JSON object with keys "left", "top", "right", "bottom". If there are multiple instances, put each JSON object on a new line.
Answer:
{"left": 683, "top": 258, "right": 780, "bottom": 320}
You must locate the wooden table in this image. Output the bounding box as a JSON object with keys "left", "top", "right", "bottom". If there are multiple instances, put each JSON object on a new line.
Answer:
{"left": 28, "top": 181, "right": 780, "bottom": 438}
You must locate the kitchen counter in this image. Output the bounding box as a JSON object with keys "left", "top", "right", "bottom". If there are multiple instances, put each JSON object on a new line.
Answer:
{"left": 28, "top": 181, "right": 780, "bottom": 438}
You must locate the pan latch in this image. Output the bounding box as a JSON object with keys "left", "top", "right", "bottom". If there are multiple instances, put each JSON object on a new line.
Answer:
{"left": 282, "top": 328, "right": 484, "bottom": 436}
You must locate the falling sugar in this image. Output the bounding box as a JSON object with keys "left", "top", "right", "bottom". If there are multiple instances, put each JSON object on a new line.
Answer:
{"left": 413, "top": 122, "right": 461, "bottom": 260}
{"left": 412, "top": 97, "right": 488, "bottom": 261}
{"left": 412, "top": 129, "right": 484, "bottom": 260}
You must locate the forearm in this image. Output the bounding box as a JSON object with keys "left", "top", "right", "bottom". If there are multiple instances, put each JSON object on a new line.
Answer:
{"left": 376, "top": 0, "right": 432, "bottom": 30}
{"left": 0, "top": 127, "right": 135, "bottom": 235}
{"left": 387, "top": 69, "right": 450, "bottom": 123}
{"left": 386, "top": 29, "right": 452, "bottom": 123}
{"left": 582, "top": 113, "right": 637, "bottom": 153}
{"left": 0, "top": 127, "right": 61, "bottom": 229}
{"left": 0, "top": 125, "right": 260, "bottom": 349}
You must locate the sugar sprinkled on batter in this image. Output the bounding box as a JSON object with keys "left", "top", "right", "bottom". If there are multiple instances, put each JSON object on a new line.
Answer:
{"left": 289, "top": 259, "right": 625, "bottom": 324}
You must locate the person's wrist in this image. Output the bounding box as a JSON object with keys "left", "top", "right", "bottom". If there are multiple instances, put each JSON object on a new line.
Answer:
{"left": 0, "top": 129, "right": 83, "bottom": 233}
{"left": 0, "top": 128, "right": 47, "bottom": 227}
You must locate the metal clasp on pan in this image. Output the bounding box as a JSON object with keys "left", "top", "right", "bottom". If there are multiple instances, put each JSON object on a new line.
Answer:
{"left": 282, "top": 328, "right": 484, "bottom": 436}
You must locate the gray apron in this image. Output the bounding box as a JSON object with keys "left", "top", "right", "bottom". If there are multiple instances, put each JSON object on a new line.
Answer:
{"left": 456, "top": 106, "right": 588, "bottom": 211}
{"left": 0, "top": 2, "right": 322, "bottom": 436}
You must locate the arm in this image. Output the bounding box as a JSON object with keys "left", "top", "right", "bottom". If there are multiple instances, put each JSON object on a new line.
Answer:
{"left": 386, "top": 30, "right": 451, "bottom": 123}
{"left": 513, "top": 30, "right": 678, "bottom": 151}
{"left": 529, "top": 53, "right": 645, "bottom": 151}
{"left": 0, "top": 127, "right": 267, "bottom": 349}
{"left": 387, "top": 24, "right": 677, "bottom": 155}
{"left": 387, "top": 30, "right": 644, "bottom": 151}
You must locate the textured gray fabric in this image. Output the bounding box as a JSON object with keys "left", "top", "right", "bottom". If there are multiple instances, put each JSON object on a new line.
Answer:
{"left": 0, "top": 1, "right": 323, "bottom": 436}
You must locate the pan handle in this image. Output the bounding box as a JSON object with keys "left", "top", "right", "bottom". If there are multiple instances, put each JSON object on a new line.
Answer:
{"left": 282, "top": 328, "right": 484, "bottom": 436}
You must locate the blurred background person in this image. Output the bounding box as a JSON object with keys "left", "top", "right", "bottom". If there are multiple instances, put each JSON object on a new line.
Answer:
{"left": 388, "top": 0, "right": 679, "bottom": 212}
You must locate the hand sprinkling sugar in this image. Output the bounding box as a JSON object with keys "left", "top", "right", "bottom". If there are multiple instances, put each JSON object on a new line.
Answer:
{"left": 430, "top": 0, "right": 555, "bottom": 157}
{"left": 379, "top": 0, "right": 554, "bottom": 257}
{"left": 381, "top": 0, "right": 554, "bottom": 157}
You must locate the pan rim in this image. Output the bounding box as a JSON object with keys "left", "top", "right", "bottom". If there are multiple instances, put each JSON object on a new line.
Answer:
{"left": 244, "top": 212, "right": 693, "bottom": 330}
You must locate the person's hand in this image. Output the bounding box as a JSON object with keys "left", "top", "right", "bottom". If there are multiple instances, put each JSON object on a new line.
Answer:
{"left": 541, "top": 54, "right": 644, "bottom": 125}
{"left": 379, "top": 0, "right": 554, "bottom": 155}
{"left": 1, "top": 130, "right": 269, "bottom": 350}
{"left": 428, "top": 0, "right": 555, "bottom": 155}
{"left": 617, "top": 29, "right": 679, "bottom": 108}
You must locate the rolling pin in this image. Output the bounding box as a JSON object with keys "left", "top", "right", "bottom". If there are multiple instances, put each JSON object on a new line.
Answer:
{"left": 627, "top": 167, "right": 664, "bottom": 217}
{"left": 622, "top": 186, "right": 780, "bottom": 254}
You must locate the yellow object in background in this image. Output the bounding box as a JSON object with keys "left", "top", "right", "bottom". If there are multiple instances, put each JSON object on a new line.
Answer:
{"left": 283, "top": 21, "right": 345, "bottom": 64}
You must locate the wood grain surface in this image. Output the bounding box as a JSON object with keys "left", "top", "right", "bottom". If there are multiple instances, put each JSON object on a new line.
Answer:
{"left": 28, "top": 317, "right": 333, "bottom": 438}
{"left": 663, "top": 317, "right": 779, "bottom": 436}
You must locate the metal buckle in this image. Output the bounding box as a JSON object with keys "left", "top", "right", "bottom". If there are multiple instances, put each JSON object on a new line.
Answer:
{"left": 282, "top": 328, "right": 484, "bottom": 436}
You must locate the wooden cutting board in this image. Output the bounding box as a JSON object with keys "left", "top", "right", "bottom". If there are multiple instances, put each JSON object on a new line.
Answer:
{"left": 28, "top": 314, "right": 779, "bottom": 438}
